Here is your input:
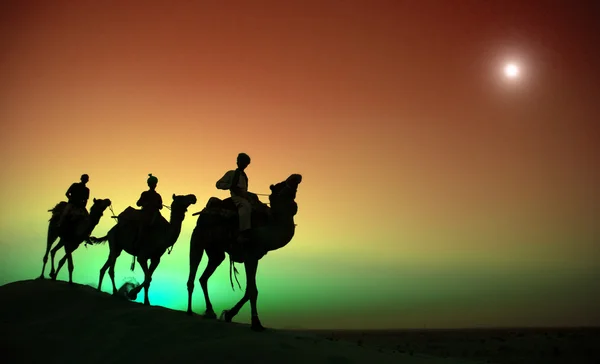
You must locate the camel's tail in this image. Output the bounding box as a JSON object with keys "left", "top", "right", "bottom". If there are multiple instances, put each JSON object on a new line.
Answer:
{"left": 88, "top": 237, "right": 136, "bottom": 272}
{"left": 87, "top": 236, "right": 109, "bottom": 245}
{"left": 229, "top": 257, "right": 242, "bottom": 291}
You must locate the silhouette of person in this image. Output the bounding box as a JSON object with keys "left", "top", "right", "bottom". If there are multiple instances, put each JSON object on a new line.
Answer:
{"left": 57, "top": 174, "right": 90, "bottom": 227}
{"left": 216, "top": 153, "right": 253, "bottom": 245}
{"left": 134, "top": 174, "right": 163, "bottom": 250}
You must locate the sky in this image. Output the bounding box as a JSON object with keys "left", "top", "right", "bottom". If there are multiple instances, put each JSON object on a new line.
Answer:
{"left": 1, "top": 0, "right": 599, "bottom": 329}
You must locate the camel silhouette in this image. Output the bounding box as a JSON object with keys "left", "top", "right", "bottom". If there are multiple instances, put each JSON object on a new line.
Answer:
{"left": 43, "top": 198, "right": 112, "bottom": 283}
{"left": 186, "top": 174, "right": 301, "bottom": 331}
{"left": 88, "top": 194, "right": 197, "bottom": 305}
{"left": 40, "top": 202, "right": 71, "bottom": 279}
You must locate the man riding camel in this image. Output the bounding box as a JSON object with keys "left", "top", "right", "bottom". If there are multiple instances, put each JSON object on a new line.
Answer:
{"left": 134, "top": 173, "right": 163, "bottom": 251}
{"left": 57, "top": 174, "right": 90, "bottom": 227}
{"left": 216, "top": 153, "right": 253, "bottom": 245}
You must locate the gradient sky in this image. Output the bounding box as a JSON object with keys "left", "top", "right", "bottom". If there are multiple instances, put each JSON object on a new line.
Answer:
{"left": 1, "top": 0, "right": 599, "bottom": 329}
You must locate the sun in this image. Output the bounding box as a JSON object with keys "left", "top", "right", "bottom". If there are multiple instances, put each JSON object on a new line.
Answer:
{"left": 503, "top": 63, "right": 520, "bottom": 79}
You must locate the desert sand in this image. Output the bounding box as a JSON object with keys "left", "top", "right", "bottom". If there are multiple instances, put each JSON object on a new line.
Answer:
{"left": 303, "top": 327, "right": 600, "bottom": 364}
{"left": 1, "top": 279, "right": 487, "bottom": 364}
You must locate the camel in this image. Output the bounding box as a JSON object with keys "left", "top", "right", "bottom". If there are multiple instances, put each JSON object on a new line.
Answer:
{"left": 43, "top": 198, "right": 112, "bottom": 283}
{"left": 40, "top": 202, "right": 72, "bottom": 279}
{"left": 186, "top": 174, "right": 302, "bottom": 331}
{"left": 88, "top": 194, "right": 197, "bottom": 305}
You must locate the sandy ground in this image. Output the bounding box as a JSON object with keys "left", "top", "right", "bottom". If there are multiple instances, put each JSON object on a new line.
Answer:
{"left": 301, "top": 328, "right": 600, "bottom": 364}
{"left": 0, "top": 280, "right": 487, "bottom": 364}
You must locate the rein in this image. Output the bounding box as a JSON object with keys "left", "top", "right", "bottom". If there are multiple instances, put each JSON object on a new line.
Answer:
{"left": 109, "top": 205, "right": 117, "bottom": 222}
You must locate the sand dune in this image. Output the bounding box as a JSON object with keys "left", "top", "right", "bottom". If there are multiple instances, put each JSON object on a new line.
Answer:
{"left": 305, "top": 328, "right": 600, "bottom": 364}
{"left": 0, "top": 280, "right": 482, "bottom": 364}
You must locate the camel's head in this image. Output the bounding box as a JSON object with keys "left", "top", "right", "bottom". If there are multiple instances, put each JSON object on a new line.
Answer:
{"left": 170, "top": 194, "right": 197, "bottom": 213}
{"left": 269, "top": 174, "right": 302, "bottom": 217}
{"left": 90, "top": 198, "right": 112, "bottom": 217}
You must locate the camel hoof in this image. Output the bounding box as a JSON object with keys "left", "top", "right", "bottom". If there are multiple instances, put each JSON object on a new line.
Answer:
{"left": 203, "top": 310, "right": 217, "bottom": 320}
{"left": 251, "top": 324, "right": 267, "bottom": 332}
{"left": 251, "top": 317, "right": 266, "bottom": 332}
{"left": 186, "top": 310, "right": 194, "bottom": 316}
{"left": 220, "top": 310, "right": 233, "bottom": 323}
{"left": 127, "top": 291, "right": 138, "bottom": 301}
{"left": 37, "top": 276, "right": 45, "bottom": 280}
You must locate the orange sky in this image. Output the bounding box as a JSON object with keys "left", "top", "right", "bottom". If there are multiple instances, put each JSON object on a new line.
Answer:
{"left": 1, "top": 0, "right": 599, "bottom": 329}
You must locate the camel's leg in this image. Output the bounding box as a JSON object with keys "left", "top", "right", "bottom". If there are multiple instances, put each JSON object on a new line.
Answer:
{"left": 49, "top": 240, "right": 65, "bottom": 280}
{"left": 66, "top": 250, "right": 75, "bottom": 284}
{"left": 99, "top": 251, "right": 119, "bottom": 294}
{"left": 143, "top": 257, "right": 161, "bottom": 305}
{"left": 53, "top": 251, "right": 69, "bottom": 281}
{"left": 136, "top": 259, "right": 150, "bottom": 304}
{"left": 199, "top": 249, "right": 225, "bottom": 318}
{"left": 40, "top": 223, "right": 59, "bottom": 279}
{"left": 186, "top": 237, "right": 204, "bottom": 315}
{"left": 222, "top": 258, "right": 260, "bottom": 328}
{"left": 244, "top": 259, "right": 264, "bottom": 331}
{"left": 98, "top": 255, "right": 111, "bottom": 292}
{"left": 222, "top": 292, "right": 249, "bottom": 323}
{"left": 99, "top": 238, "right": 118, "bottom": 293}
{"left": 128, "top": 258, "right": 159, "bottom": 305}
{"left": 108, "top": 248, "right": 122, "bottom": 295}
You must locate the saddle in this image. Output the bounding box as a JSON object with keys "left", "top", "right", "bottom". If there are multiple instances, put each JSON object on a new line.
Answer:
{"left": 206, "top": 197, "right": 238, "bottom": 213}
{"left": 50, "top": 202, "right": 89, "bottom": 237}
{"left": 117, "top": 206, "right": 167, "bottom": 229}
{"left": 198, "top": 197, "right": 270, "bottom": 226}
{"left": 49, "top": 201, "right": 89, "bottom": 221}
{"left": 49, "top": 201, "right": 68, "bottom": 214}
{"left": 117, "top": 206, "right": 143, "bottom": 224}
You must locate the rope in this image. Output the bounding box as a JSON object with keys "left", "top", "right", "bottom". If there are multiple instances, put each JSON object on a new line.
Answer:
{"left": 229, "top": 257, "right": 241, "bottom": 291}
{"left": 109, "top": 205, "right": 117, "bottom": 222}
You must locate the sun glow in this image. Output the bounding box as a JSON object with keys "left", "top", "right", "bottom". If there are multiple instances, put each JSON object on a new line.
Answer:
{"left": 504, "top": 63, "right": 520, "bottom": 79}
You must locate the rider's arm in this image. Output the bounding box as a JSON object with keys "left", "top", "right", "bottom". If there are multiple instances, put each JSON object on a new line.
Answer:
{"left": 157, "top": 194, "right": 163, "bottom": 210}
{"left": 65, "top": 183, "right": 76, "bottom": 199}
{"left": 216, "top": 170, "right": 234, "bottom": 190}
{"left": 136, "top": 192, "right": 146, "bottom": 207}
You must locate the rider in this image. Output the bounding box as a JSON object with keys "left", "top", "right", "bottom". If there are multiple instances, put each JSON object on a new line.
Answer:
{"left": 57, "top": 174, "right": 90, "bottom": 227}
{"left": 134, "top": 173, "right": 163, "bottom": 250}
{"left": 216, "top": 153, "right": 252, "bottom": 245}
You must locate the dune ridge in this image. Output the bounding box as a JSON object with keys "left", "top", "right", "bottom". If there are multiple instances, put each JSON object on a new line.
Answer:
{"left": 0, "top": 279, "right": 478, "bottom": 364}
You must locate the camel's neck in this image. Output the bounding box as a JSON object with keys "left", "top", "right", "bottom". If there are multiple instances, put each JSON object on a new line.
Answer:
{"left": 263, "top": 215, "right": 296, "bottom": 252}
{"left": 164, "top": 212, "right": 185, "bottom": 247}
{"left": 83, "top": 213, "right": 102, "bottom": 236}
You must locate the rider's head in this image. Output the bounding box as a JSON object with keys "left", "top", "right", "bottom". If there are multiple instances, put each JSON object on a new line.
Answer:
{"left": 147, "top": 174, "right": 158, "bottom": 189}
{"left": 81, "top": 174, "right": 89, "bottom": 184}
{"left": 237, "top": 153, "right": 251, "bottom": 170}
